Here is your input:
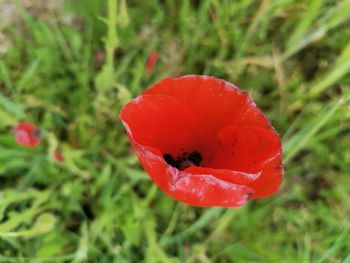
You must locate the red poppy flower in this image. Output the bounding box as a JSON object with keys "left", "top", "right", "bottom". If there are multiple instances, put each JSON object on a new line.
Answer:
{"left": 54, "top": 150, "right": 65, "bottom": 162}
{"left": 145, "top": 51, "right": 158, "bottom": 73}
{"left": 120, "top": 75, "right": 283, "bottom": 207}
{"left": 13, "top": 122, "right": 41, "bottom": 148}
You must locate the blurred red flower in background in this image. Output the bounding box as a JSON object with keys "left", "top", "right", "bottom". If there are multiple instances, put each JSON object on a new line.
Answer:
{"left": 120, "top": 76, "right": 283, "bottom": 207}
{"left": 145, "top": 51, "right": 158, "bottom": 73}
{"left": 14, "top": 122, "right": 41, "bottom": 148}
{"left": 54, "top": 150, "right": 65, "bottom": 162}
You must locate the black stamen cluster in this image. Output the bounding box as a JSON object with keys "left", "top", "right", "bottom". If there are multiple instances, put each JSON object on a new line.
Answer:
{"left": 163, "top": 151, "right": 202, "bottom": 170}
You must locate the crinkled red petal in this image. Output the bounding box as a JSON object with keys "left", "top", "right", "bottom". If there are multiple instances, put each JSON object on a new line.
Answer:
{"left": 143, "top": 76, "right": 270, "bottom": 129}
{"left": 247, "top": 153, "right": 283, "bottom": 198}
{"left": 129, "top": 139, "right": 255, "bottom": 207}
{"left": 210, "top": 125, "right": 281, "bottom": 172}
{"left": 184, "top": 166, "right": 260, "bottom": 185}
{"left": 207, "top": 125, "right": 283, "bottom": 197}
{"left": 120, "top": 94, "right": 197, "bottom": 156}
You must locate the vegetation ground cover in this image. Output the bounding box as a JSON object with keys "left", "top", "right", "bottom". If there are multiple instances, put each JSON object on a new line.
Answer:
{"left": 0, "top": 0, "right": 349, "bottom": 262}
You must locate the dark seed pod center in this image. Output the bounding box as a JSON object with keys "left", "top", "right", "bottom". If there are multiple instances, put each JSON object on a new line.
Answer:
{"left": 163, "top": 151, "right": 202, "bottom": 170}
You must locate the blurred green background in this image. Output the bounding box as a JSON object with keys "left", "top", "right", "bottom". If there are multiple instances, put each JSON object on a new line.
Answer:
{"left": 0, "top": 0, "right": 350, "bottom": 262}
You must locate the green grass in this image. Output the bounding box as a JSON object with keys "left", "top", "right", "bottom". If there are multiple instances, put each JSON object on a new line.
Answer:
{"left": 0, "top": 0, "right": 350, "bottom": 262}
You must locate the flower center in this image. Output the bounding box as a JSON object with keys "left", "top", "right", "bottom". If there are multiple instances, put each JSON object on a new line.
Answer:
{"left": 163, "top": 151, "right": 202, "bottom": 170}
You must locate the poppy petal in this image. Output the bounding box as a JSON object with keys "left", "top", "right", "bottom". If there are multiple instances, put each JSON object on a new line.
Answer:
{"left": 247, "top": 153, "right": 283, "bottom": 198}
{"left": 130, "top": 139, "right": 255, "bottom": 207}
{"left": 210, "top": 125, "right": 281, "bottom": 173}
{"left": 184, "top": 166, "right": 261, "bottom": 185}
{"left": 120, "top": 94, "right": 197, "bottom": 155}
{"left": 143, "top": 75, "right": 270, "bottom": 131}
{"left": 205, "top": 125, "right": 282, "bottom": 197}
{"left": 170, "top": 171, "right": 254, "bottom": 207}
